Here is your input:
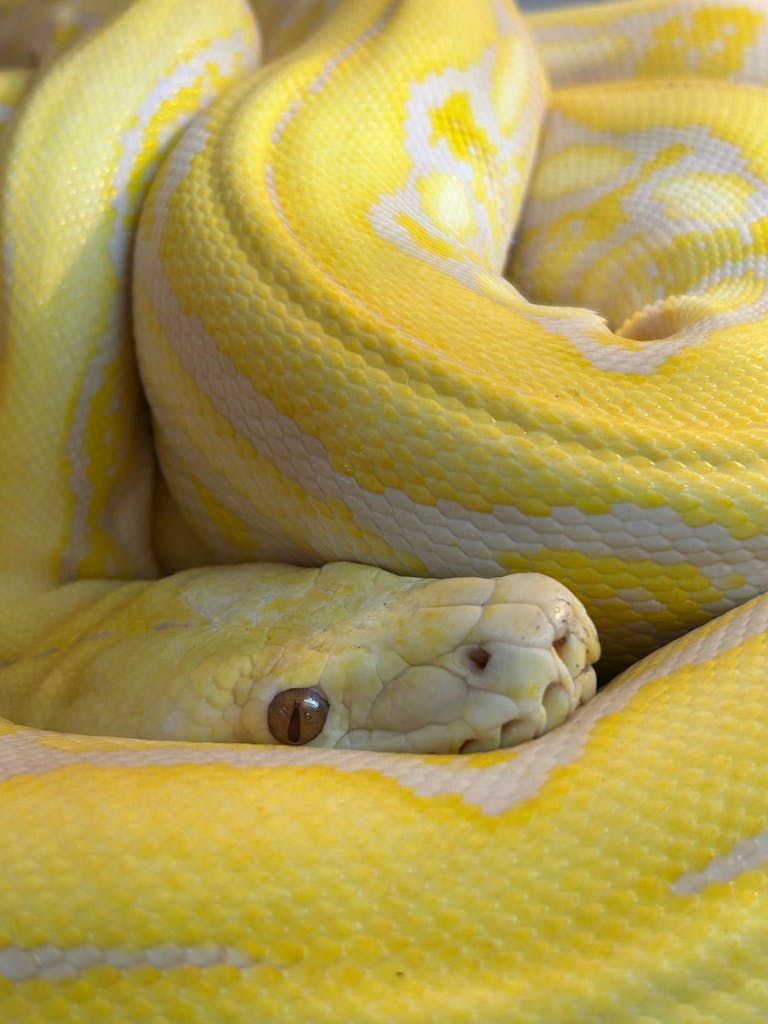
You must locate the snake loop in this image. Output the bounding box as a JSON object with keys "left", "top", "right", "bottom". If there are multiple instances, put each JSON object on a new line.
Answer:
{"left": 1, "top": 0, "right": 768, "bottom": 1020}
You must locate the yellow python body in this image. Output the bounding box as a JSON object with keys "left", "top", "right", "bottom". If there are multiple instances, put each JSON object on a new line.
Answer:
{"left": 2, "top": 0, "right": 768, "bottom": 1019}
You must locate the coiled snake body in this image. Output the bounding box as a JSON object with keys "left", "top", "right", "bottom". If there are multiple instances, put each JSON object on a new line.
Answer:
{"left": 2, "top": 0, "right": 768, "bottom": 1019}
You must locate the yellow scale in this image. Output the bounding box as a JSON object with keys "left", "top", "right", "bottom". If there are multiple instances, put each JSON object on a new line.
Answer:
{"left": 0, "top": 0, "right": 768, "bottom": 1019}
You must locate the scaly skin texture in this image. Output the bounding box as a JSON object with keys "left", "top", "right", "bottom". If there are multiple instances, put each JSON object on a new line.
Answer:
{"left": 2, "top": 0, "right": 768, "bottom": 1020}
{"left": 137, "top": 0, "right": 768, "bottom": 674}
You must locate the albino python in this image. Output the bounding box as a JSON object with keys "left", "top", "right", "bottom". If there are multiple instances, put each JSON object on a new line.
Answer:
{"left": 1, "top": 0, "right": 768, "bottom": 1018}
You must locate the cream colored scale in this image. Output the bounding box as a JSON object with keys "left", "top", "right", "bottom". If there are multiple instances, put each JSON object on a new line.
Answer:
{"left": 1, "top": 0, "right": 768, "bottom": 1020}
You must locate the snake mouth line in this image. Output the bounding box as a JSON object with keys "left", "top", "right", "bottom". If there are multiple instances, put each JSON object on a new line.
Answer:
{"left": 456, "top": 676, "right": 582, "bottom": 755}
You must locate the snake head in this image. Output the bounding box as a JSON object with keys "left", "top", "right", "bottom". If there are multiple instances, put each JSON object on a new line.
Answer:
{"left": 5, "top": 564, "right": 597, "bottom": 755}
{"left": 254, "top": 569, "right": 600, "bottom": 754}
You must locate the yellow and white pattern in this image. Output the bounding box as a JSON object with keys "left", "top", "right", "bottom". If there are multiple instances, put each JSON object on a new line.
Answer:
{"left": 2, "top": 0, "right": 768, "bottom": 1019}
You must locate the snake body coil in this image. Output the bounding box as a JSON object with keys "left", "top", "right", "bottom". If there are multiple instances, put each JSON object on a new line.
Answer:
{"left": 2, "top": 0, "right": 768, "bottom": 1020}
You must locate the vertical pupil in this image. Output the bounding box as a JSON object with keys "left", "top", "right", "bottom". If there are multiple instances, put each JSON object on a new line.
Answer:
{"left": 267, "top": 688, "right": 329, "bottom": 745}
{"left": 288, "top": 700, "right": 301, "bottom": 743}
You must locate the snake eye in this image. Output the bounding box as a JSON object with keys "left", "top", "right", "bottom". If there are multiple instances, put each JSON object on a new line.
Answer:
{"left": 267, "top": 688, "right": 329, "bottom": 745}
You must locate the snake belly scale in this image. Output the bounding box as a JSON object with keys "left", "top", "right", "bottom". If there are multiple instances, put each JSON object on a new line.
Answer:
{"left": 1, "top": 0, "right": 768, "bottom": 1020}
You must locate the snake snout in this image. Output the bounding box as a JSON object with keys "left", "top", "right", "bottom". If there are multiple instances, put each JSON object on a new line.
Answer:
{"left": 455, "top": 630, "right": 598, "bottom": 753}
{"left": 455, "top": 576, "right": 600, "bottom": 752}
{"left": 339, "top": 572, "right": 600, "bottom": 754}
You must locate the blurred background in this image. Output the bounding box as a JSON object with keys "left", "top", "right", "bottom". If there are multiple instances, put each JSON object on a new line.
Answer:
{"left": 520, "top": 0, "right": 586, "bottom": 8}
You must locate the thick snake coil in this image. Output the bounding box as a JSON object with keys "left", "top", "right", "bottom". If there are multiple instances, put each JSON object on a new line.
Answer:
{"left": 2, "top": 0, "right": 768, "bottom": 1019}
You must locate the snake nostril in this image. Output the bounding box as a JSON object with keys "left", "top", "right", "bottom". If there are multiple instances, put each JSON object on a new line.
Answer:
{"left": 468, "top": 646, "right": 491, "bottom": 671}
